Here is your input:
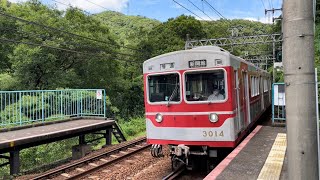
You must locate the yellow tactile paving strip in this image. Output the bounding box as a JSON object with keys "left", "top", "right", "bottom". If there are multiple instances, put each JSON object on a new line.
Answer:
{"left": 257, "top": 133, "right": 287, "bottom": 180}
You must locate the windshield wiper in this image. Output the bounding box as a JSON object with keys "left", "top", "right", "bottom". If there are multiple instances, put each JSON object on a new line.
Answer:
{"left": 167, "top": 83, "right": 179, "bottom": 107}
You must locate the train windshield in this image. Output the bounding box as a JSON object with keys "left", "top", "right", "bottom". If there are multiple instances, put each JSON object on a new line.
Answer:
{"left": 185, "top": 69, "right": 226, "bottom": 102}
{"left": 148, "top": 73, "right": 180, "bottom": 103}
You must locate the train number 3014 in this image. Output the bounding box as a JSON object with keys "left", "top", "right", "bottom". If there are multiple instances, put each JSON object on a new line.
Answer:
{"left": 202, "top": 131, "right": 224, "bottom": 137}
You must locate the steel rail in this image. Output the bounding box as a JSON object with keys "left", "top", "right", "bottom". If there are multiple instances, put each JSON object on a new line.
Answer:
{"left": 67, "top": 143, "right": 151, "bottom": 180}
{"left": 162, "top": 164, "right": 186, "bottom": 180}
{"left": 31, "top": 137, "right": 148, "bottom": 180}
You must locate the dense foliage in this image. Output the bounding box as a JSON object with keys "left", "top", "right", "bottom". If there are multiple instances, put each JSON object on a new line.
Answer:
{"left": 0, "top": 0, "right": 279, "bottom": 119}
{"left": 0, "top": 1, "right": 281, "bottom": 176}
{"left": 2, "top": 0, "right": 320, "bottom": 177}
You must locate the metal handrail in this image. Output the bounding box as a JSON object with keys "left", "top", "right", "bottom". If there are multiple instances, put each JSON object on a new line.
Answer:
{"left": 0, "top": 89, "right": 106, "bottom": 128}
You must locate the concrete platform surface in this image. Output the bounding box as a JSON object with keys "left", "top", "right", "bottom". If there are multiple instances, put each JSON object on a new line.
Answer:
{"left": 0, "top": 118, "right": 114, "bottom": 153}
{"left": 205, "top": 126, "right": 286, "bottom": 180}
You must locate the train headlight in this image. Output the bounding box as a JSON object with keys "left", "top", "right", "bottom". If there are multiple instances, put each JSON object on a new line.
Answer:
{"left": 155, "top": 113, "right": 163, "bottom": 123}
{"left": 209, "top": 113, "right": 219, "bottom": 123}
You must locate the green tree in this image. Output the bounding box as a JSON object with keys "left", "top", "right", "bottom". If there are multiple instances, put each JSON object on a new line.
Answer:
{"left": 166, "top": 15, "right": 206, "bottom": 39}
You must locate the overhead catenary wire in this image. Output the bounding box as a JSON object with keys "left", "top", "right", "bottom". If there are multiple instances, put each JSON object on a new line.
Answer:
{"left": 202, "top": 0, "right": 226, "bottom": 19}
{"left": 260, "top": 0, "right": 266, "bottom": 9}
{"left": 0, "top": 10, "right": 141, "bottom": 53}
{"left": 0, "top": 37, "right": 94, "bottom": 55}
{"left": 1, "top": 26, "right": 66, "bottom": 43}
{"left": 186, "top": 0, "right": 213, "bottom": 20}
{"left": 268, "top": 0, "right": 272, "bottom": 9}
{"left": 51, "top": 0, "right": 91, "bottom": 15}
{"left": 172, "top": 0, "right": 205, "bottom": 20}
{"left": 83, "top": 0, "right": 111, "bottom": 11}
{"left": 201, "top": 0, "right": 204, "bottom": 12}
{"left": 51, "top": 0, "right": 116, "bottom": 28}
{"left": 0, "top": 37, "right": 140, "bottom": 64}
{"left": 0, "top": 26, "right": 139, "bottom": 58}
{"left": 50, "top": 0, "right": 144, "bottom": 53}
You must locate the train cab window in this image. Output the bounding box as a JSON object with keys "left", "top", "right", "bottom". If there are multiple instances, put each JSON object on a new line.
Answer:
{"left": 148, "top": 73, "right": 180, "bottom": 103}
{"left": 185, "top": 69, "right": 226, "bottom": 102}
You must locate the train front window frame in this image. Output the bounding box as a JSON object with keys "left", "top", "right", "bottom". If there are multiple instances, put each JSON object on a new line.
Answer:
{"left": 147, "top": 72, "right": 182, "bottom": 104}
{"left": 184, "top": 69, "right": 228, "bottom": 104}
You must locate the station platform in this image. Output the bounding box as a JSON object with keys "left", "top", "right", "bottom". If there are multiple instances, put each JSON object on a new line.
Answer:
{"left": 205, "top": 125, "right": 287, "bottom": 180}
{"left": 0, "top": 117, "right": 115, "bottom": 175}
{"left": 0, "top": 117, "right": 115, "bottom": 153}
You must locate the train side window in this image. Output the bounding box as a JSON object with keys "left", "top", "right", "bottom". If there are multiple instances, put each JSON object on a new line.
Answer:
{"left": 256, "top": 77, "right": 260, "bottom": 95}
{"left": 148, "top": 73, "right": 180, "bottom": 103}
{"left": 251, "top": 76, "right": 260, "bottom": 97}
{"left": 250, "top": 76, "right": 253, "bottom": 96}
{"left": 264, "top": 78, "right": 268, "bottom": 92}
{"left": 251, "top": 76, "right": 256, "bottom": 97}
{"left": 185, "top": 69, "right": 226, "bottom": 102}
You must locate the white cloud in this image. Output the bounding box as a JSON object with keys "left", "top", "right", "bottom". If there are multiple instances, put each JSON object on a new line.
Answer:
{"left": 194, "top": 14, "right": 219, "bottom": 21}
{"left": 186, "top": 13, "right": 273, "bottom": 24}
{"left": 7, "top": 0, "right": 128, "bottom": 13}
{"left": 54, "top": 0, "right": 129, "bottom": 13}
{"left": 243, "top": 17, "right": 273, "bottom": 24}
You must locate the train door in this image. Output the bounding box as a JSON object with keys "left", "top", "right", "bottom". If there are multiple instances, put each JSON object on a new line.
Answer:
{"left": 234, "top": 70, "right": 243, "bottom": 131}
{"left": 243, "top": 71, "right": 251, "bottom": 125}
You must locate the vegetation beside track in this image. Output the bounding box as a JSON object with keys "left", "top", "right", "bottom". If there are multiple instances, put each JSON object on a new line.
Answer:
{"left": 0, "top": 0, "right": 320, "bottom": 178}
{"left": 0, "top": 117, "right": 146, "bottom": 178}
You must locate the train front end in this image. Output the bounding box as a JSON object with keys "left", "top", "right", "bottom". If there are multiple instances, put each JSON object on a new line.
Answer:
{"left": 143, "top": 46, "right": 240, "bottom": 169}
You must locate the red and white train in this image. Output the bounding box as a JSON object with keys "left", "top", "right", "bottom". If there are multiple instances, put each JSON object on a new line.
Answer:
{"left": 143, "top": 46, "right": 271, "bottom": 169}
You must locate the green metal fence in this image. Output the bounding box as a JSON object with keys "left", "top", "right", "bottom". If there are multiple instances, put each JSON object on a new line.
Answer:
{"left": 0, "top": 89, "right": 106, "bottom": 128}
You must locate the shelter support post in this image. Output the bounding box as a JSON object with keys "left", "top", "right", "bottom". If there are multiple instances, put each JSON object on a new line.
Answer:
{"left": 105, "top": 128, "right": 112, "bottom": 146}
{"left": 9, "top": 150, "right": 20, "bottom": 175}
{"left": 72, "top": 135, "right": 90, "bottom": 160}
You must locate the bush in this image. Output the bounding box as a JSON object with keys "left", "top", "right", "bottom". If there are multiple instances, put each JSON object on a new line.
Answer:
{"left": 119, "top": 117, "right": 146, "bottom": 138}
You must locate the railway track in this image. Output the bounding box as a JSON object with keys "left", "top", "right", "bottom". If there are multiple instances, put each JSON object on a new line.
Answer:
{"left": 31, "top": 137, "right": 149, "bottom": 180}
{"left": 162, "top": 165, "right": 186, "bottom": 180}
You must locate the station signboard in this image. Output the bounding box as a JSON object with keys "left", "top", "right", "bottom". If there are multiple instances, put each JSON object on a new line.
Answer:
{"left": 274, "top": 83, "right": 285, "bottom": 106}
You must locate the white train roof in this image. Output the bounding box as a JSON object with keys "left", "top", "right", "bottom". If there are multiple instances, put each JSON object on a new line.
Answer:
{"left": 143, "top": 46, "right": 269, "bottom": 75}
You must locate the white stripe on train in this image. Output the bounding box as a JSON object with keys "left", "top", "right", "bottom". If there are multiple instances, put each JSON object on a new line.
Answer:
{"left": 145, "top": 111, "right": 235, "bottom": 116}
{"left": 146, "top": 118, "right": 236, "bottom": 142}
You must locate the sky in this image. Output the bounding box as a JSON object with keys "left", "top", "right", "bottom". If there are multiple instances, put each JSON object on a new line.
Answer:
{"left": 8, "top": 0, "right": 283, "bottom": 23}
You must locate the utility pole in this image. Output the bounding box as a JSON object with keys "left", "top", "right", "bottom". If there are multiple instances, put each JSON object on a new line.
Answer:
{"left": 228, "top": 27, "right": 237, "bottom": 52}
{"left": 265, "top": 7, "right": 282, "bottom": 82}
{"left": 272, "top": 41, "right": 276, "bottom": 82}
{"left": 283, "top": 0, "right": 319, "bottom": 179}
{"left": 265, "top": 8, "right": 283, "bottom": 23}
